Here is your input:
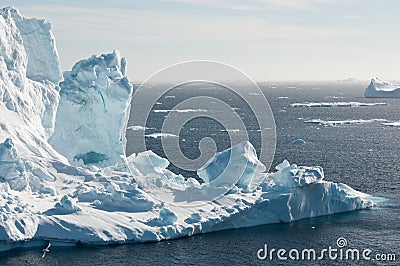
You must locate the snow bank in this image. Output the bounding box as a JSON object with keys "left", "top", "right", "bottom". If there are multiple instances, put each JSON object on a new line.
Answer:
{"left": 45, "top": 195, "right": 81, "bottom": 215}
{"left": 291, "top": 102, "right": 386, "bottom": 107}
{"left": 0, "top": 6, "right": 381, "bottom": 252}
{"left": 364, "top": 78, "right": 400, "bottom": 98}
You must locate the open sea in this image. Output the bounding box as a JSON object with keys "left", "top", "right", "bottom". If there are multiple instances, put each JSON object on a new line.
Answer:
{"left": 1, "top": 81, "right": 399, "bottom": 265}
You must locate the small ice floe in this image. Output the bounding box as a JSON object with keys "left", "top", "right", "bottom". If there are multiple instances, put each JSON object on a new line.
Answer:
{"left": 305, "top": 119, "right": 387, "bottom": 126}
{"left": 127, "top": 126, "right": 150, "bottom": 131}
{"left": 153, "top": 109, "right": 207, "bottom": 113}
{"left": 145, "top": 133, "right": 178, "bottom": 138}
{"left": 292, "top": 139, "right": 306, "bottom": 145}
{"left": 291, "top": 102, "right": 386, "bottom": 108}
{"left": 381, "top": 121, "right": 400, "bottom": 127}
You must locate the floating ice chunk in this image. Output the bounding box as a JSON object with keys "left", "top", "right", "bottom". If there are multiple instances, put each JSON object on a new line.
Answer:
{"left": 220, "top": 129, "right": 240, "bottom": 133}
{"left": 197, "top": 141, "right": 266, "bottom": 189}
{"left": 291, "top": 102, "right": 386, "bottom": 107}
{"left": 145, "top": 133, "right": 178, "bottom": 138}
{"left": 153, "top": 109, "right": 207, "bottom": 113}
{"left": 292, "top": 139, "right": 306, "bottom": 144}
{"left": 127, "top": 126, "right": 150, "bottom": 131}
{"left": 305, "top": 119, "right": 387, "bottom": 126}
{"left": 381, "top": 121, "right": 400, "bottom": 127}
{"left": 49, "top": 50, "right": 133, "bottom": 167}
{"left": 364, "top": 78, "right": 400, "bottom": 98}
{"left": 337, "top": 77, "right": 361, "bottom": 83}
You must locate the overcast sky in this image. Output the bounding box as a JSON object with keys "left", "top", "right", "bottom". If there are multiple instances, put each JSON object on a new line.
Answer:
{"left": 3, "top": 0, "right": 400, "bottom": 82}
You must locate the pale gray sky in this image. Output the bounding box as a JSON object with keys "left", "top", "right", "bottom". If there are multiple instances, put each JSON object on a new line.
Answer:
{"left": 3, "top": 0, "right": 400, "bottom": 82}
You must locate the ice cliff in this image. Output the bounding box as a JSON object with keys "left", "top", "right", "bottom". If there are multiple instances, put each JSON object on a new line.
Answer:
{"left": 364, "top": 78, "right": 400, "bottom": 98}
{"left": 0, "top": 7, "right": 379, "bottom": 251}
{"left": 49, "top": 51, "right": 132, "bottom": 167}
{"left": 0, "top": 7, "right": 64, "bottom": 194}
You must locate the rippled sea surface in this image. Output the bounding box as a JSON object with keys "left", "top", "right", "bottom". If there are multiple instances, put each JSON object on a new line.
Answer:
{"left": 2, "top": 82, "right": 399, "bottom": 265}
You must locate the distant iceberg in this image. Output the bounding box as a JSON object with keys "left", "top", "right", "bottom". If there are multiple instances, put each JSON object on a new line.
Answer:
{"left": 364, "top": 78, "right": 400, "bottom": 98}
{"left": 381, "top": 121, "right": 400, "bottom": 127}
{"left": 305, "top": 119, "right": 387, "bottom": 126}
{"left": 0, "top": 7, "right": 380, "bottom": 251}
{"left": 291, "top": 102, "right": 386, "bottom": 107}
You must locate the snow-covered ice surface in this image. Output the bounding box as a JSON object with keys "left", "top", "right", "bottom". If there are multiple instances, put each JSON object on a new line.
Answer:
{"left": 291, "top": 102, "right": 386, "bottom": 107}
{"left": 364, "top": 78, "right": 400, "bottom": 98}
{"left": 0, "top": 7, "right": 380, "bottom": 252}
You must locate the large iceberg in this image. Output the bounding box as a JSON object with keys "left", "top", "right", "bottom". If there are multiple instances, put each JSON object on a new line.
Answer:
{"left": 0, "top": 7, "right": 379, "bottom": 251}
{"left": 364, "top": 78, "right": 400, "bottom": 98}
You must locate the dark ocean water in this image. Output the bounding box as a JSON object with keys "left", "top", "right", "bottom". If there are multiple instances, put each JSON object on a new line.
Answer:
{"left": 1, "top": 82, "right": 399, "bottom": 265}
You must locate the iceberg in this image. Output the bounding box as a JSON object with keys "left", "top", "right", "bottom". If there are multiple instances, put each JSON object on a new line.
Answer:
{"left": 291, "top": 102, "right": 386, "bottom": 107}
{"left": 305, "top": 119, "right": 387, "bottom": 126}
{"left": 0, "top": 7, "right": 379, "bottom": 252}
{"left": 364, "top": 78, "right": 400, "bottom": 98}
{"left": 381, "top": 121, "right": 400, "bottom": 127}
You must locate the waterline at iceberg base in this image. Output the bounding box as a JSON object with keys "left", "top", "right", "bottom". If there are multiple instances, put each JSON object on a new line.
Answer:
{"left": 0, "top": 7, "right": 379, "bottom": 251}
